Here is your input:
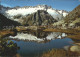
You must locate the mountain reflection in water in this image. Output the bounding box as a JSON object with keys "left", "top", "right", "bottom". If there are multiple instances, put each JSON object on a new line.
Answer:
{"left": 9, "top": 32, "right": 67, "bottom": 42}
{"left": 10, "top": 38, "right": 73, "bottom": 57}
{"left": 7, "top": 31, "right": 73, "bottom": 57}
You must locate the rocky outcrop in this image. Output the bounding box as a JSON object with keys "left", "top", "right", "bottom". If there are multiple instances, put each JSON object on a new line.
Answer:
{"left": 70, "top": 45, "right": 80, "bottom": 53}
{"left": 19, "top": 10, "right": 57, "bottom": 26}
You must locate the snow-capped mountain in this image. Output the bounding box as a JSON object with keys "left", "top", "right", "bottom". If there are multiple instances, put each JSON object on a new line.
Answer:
{"left": 0, "top": 5, "right": 68, "bottom": 21}
{"left": 0, "top": 5, "right": 11, "bottom": 13}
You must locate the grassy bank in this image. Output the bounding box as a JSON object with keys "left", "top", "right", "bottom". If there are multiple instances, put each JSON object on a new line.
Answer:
{"left": 41, "top": 49, "right": 80, "bottom": 57}
{"left": 43, "top": 28, "right": 80, "bottom": 40}
{"left": 0, "top": 26, "right": 80, "bottom": 40}
{"left": 43, "top": 28, "right": 80, "bottom": 34}
{"left": 0, "top": 30, "right": 15, "bottom": 38}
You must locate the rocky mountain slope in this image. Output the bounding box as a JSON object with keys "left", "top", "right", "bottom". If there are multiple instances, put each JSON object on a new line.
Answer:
{"left": 13, "top": 10, "right": 57, "bottom": 26}
{"left": 53, "top": 5, "right": 80, "bottom": 29}
{"left": 0, "top": 14, "right": 21, "bottom": 30}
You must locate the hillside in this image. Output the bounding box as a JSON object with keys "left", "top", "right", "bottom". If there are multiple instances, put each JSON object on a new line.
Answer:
{"left": 0, "top": 13, "right": 21, "bottom": 30}
{"left": 53, "top": 5, "right": 80, "bottom": 29}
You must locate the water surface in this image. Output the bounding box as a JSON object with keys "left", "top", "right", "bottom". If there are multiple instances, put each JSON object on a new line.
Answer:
{"left": 8, "top": 32, "right": 74, "bottom": 57}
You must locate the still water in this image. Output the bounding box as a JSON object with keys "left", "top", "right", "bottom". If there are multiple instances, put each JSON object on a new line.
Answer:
{"left": 8, "top": 32, "right": 74, "bottom": 57}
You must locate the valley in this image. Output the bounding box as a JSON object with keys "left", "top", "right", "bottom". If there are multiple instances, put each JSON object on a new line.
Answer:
{"left": 0, "top": 4, "right": 80, "bottom": 57}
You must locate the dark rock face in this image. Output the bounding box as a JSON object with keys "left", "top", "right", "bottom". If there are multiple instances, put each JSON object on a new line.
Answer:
{"left": 21, "top": 10, "right": 57, "bottom": 26}
{"left": 0, "top": 13, "right": 21, "bottom": 30}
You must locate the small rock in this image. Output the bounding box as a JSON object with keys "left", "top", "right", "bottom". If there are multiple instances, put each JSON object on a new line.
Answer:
{"left": 70, "top": 45, "right": 80, "bottom": 52}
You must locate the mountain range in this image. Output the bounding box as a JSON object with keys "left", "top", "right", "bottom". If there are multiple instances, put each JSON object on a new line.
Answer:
{"left": 0, "top": 5, "right": 80, "bottom": 29}
{"left": 0, "top": 5, "right": 68, "bottom": 26}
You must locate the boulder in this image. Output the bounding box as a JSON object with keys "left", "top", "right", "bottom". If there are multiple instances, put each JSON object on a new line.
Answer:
{"left": 70, "top": 45, "right": 80, "bottom": 53}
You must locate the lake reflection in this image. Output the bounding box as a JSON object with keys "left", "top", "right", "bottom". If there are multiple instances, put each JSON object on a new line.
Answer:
{"left": 8, "top": 32, "right": 73, "bottom": 57}
{"left": 10, "top": 38, "right": 73, "bottom": 57}
{"left": 9, "top": 32, "right": 67, "bottom": 42}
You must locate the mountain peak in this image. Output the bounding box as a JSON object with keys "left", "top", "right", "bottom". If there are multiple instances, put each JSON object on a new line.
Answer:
{"left": 18, "top": 10, "right": 57, "bottom": 26}
{"left": 36, "top": 4, "right": 51, "bottom": 9}
{"left": 0, "top": 5, "right": 68, "bottom": 23}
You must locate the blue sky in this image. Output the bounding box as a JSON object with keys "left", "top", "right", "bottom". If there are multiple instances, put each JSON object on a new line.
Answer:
{"left": 0, "top": 0, "right": 80, "bottom": 11}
